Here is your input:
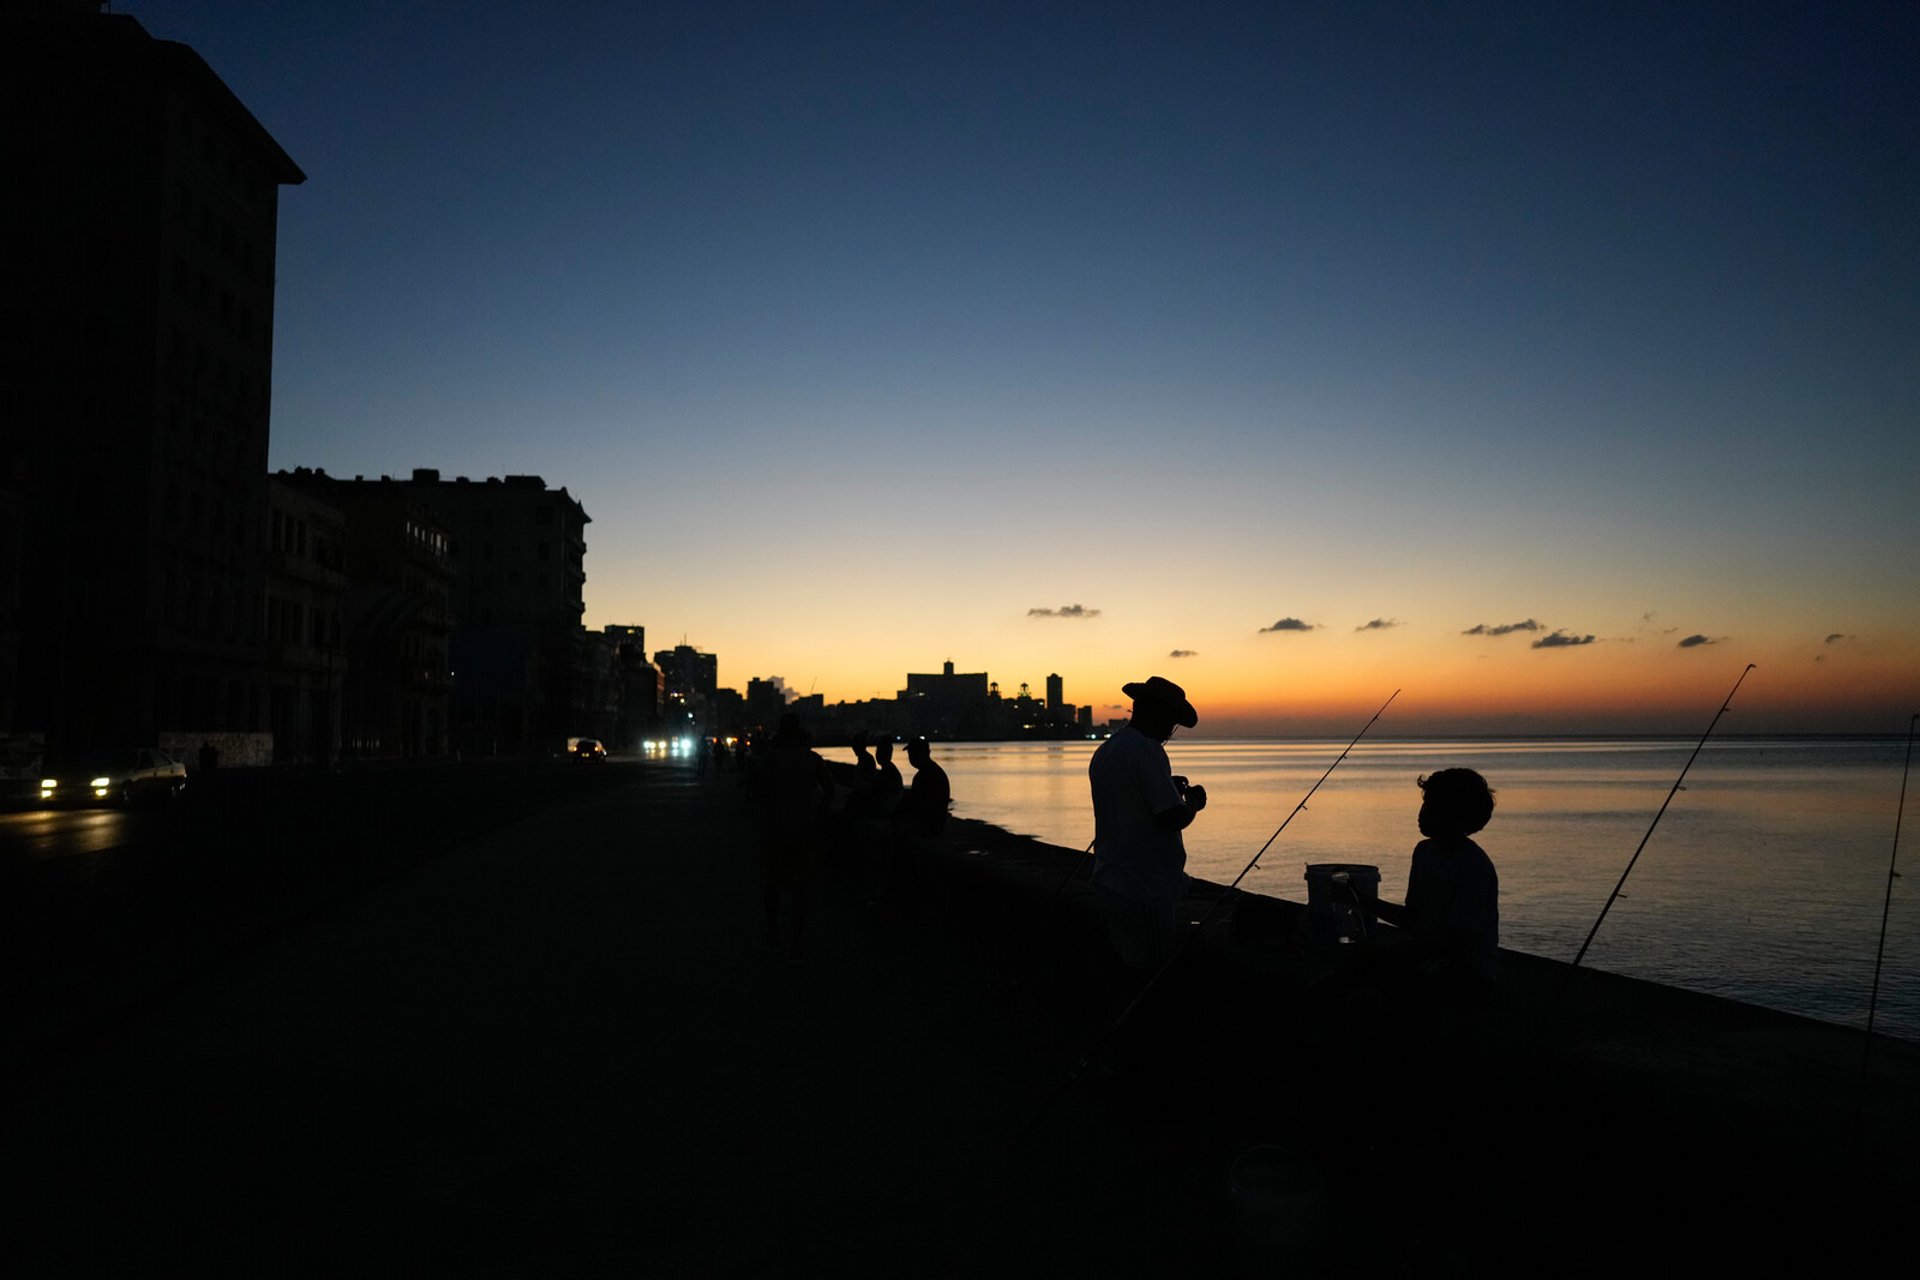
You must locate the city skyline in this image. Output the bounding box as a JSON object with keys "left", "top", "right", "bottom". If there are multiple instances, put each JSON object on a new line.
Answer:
{"left": 145, "top": 2, "right": 1916, "bottom": 735}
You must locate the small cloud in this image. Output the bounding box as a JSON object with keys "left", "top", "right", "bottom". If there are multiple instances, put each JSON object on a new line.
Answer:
{"left": 1532, "top": 630, "right": 1596, "bottom": 649}
{"left": 1168, "top": 649, "right": 1198, "bottom": 659}
{"left": 1028, "top": 604, "right": 1101, "bottom": 619}
{"left": 1462, "top": 618, "right": 1542, "bottom": 637}
{"left": 1355, "top": 618, "right": 1399, "bottom": 633}
{"left": 1825, "top": 633, "right": 1850, "bottom": 645}
{"left": 1259, "top": 617, "right": 1317, "bottom": 633}
{"left": 1677, "top": 634, "right": 1715, "bottom": 648}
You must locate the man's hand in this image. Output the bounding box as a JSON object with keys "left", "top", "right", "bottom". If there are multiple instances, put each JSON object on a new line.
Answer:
{"left": 1185, "top": 784, "right": 1207, "bottom": 812}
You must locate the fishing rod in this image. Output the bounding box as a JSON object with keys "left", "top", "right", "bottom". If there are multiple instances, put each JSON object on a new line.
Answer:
{"left": 1568, "top": 663, "right": 1755, "bottom": 973}
{"left": 1202, "top": 688, "right": 1399, "bottom": 916}
{"left": 1856, "top": 713, "right": 1918, "bottom": 1128}
{"left": 1012, "top": 688, "right": 1400, "bottom": 1143}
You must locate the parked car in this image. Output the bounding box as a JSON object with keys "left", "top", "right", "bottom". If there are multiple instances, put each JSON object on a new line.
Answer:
{"left": 38, "top": 748, "right": 188, "bottom": 806}
{"left": 569, "top": 737, "right": 606, "bottom": 761}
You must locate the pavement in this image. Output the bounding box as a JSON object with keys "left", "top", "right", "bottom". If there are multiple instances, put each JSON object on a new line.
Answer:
{"left": 8, "top": 765, "right": 1260, "bottom": 1276}
{"left": 9, "top": 760, "right": 1917, "bottom": 1277}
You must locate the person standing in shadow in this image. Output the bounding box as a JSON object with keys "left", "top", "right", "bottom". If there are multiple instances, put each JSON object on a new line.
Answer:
{"left": 872, "top": 736, "right": 905, "bottom": 816}
{"left": 861, "top": 737, "right": 907, "bottom": 904}
{"left": 1081, "top": 676, "right": 1207, "bottom": 1085}
{"left": 748, "top": 713, "right": 836, "bottom": 963}
{"left": 832, "top": 729, "right": 882, "bottom": 855}
{"left": 849, "top": 730, "right": 879, "bottom": 793}
{"left": 1088, "top": 676, "right": 1206, "bottom": 977}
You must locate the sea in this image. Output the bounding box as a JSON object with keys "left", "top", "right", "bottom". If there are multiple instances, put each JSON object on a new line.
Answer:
{"left": 929, "top": 737, "right": 1920, "bottom": 1042}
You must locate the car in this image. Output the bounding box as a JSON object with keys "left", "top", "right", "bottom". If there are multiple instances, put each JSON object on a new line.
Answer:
{"left": 569, "top": 737, "right": 606, "bottom": 761}
{"left": 38, "top": 747, "right": 188, "bottom": 806}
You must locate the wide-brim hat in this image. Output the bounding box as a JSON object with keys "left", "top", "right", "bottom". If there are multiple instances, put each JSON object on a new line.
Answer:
{"left": 1122, "top": 676, "right": 1197, "bottom": 728}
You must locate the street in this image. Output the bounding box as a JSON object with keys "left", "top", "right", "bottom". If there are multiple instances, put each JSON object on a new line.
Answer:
{"left": 5, "top": 757, "right": 1246, "bottom": 1276}
{"left": 1, "top": 757, "right": 652, "bottom": 1080}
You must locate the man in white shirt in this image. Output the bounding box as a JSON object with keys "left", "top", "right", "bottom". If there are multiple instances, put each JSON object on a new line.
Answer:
{"left": 1088, "top": 676, "right": 1207, "bottom": 970}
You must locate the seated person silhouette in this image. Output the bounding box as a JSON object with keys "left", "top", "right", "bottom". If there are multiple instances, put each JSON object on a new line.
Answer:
{"left": 1368, "top": 768, "right": 1500, "bottom": 998}
{"left": 897, "top": 737, "right": 950, "bottom": 837}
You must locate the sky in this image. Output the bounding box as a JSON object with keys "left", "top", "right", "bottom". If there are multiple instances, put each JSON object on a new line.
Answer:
{"left": 140, "top": 1, "right": 1916, "bottom": 734}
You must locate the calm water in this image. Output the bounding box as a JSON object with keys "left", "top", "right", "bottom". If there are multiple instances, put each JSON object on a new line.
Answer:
{"left": 928, "top": 737, "right": 1919, "bottom": 1041}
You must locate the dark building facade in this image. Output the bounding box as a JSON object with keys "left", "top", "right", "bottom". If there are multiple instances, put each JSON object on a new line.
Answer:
{"left": 275, "top": 472, "right": 454, "bottom": 758}
{"left": 604, "top": 624, "right": 660, "bottom": 750}
{"left": 900, "top": 661, "right": 994, "bottom": 737}
{"left": 384, "top": 471, "right": 588, "bottom": 756}
{"left": 655, "top": 644, "right": 718, "bottom": 703}
{"left": 2, "top": 5, "right": 303, "bottom": 754}
{"left": 263, "top": 478, "right": 347, "bottom": 764}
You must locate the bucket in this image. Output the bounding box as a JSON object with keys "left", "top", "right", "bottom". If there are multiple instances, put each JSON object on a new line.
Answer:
{"left": 1303, "top": 863, "right": 1380, "bottom": 947}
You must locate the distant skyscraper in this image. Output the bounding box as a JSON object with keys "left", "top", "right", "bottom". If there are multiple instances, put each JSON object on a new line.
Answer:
{"left": 1046, "top": 673, "right": 1063, "bottom": 715}
{"left": 654, "top": 644, "right": 718, "bottom": 702}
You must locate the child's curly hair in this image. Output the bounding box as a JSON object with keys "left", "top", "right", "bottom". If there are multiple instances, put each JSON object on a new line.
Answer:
{"left": 1417, "top": 768, "right": 1495, "bottom": 836}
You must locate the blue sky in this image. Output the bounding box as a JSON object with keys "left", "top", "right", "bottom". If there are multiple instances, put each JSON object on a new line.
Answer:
{"left": 141, "top": 1, "right": 1917, "bottom": 730}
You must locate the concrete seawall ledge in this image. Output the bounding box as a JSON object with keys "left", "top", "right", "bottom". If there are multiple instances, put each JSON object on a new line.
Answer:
{"left": 8, "top": 763, "right": 1915, "bottom": 1275}
{"left": 932, "top": 809, "right": 1920, "bottom": 1142}
{"left": 878, "top": 806, "right": 1920, "bottom": 1270}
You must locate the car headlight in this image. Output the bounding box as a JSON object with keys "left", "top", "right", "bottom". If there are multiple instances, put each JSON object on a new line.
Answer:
{"left": 41, "top": 778, "right": 58, "bottom": 790}
{"left": 90, "top": 776, "right": 111, "bottom": 789}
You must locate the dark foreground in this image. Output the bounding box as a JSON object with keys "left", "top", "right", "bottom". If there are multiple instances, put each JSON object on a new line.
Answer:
{"left": 8, "top": 761, "right": 1917, "bottom": 1276}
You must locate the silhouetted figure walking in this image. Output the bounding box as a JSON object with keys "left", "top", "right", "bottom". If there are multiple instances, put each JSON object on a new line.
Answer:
{"left": 748, "top": 714, "right": 835, "bottom": 963}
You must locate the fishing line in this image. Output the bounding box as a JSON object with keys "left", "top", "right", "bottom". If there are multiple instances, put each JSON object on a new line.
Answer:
{"left": 1047, "top": 838, "right": 1097, "bottom": 901}
{"left": 1011, "top": 688, "right": 1400, "bottom": 1144}
{"left": 1855, "top": 712, "right": 1917, "bottom": 1129}
{"left": 1568, "top": 663, "right": 1755, "bottom": 973}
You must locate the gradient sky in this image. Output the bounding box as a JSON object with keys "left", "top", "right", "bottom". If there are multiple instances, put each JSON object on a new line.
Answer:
{"left": 144, "top": 1, "right": 1916, "bottom": 733}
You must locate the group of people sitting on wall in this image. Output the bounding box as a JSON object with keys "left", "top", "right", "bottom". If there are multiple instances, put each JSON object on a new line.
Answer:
{"left": 739, "top": 714, "right": 951, "bottom": 963}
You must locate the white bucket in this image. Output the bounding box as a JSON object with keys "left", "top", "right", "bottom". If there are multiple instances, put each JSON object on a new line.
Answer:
{"left": 1303, "top": 863, "right": 1380, "bottom": 946}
